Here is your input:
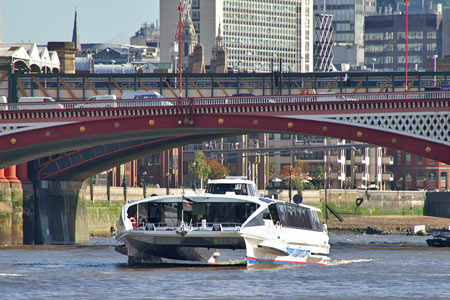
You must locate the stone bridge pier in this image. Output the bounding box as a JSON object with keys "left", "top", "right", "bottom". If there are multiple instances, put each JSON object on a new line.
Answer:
{"left": 0, "top": 180, "right": 90, "bottom": 245}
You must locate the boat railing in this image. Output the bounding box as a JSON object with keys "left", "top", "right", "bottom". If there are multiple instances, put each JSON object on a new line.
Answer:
{"left": 135, "top": 221, "right": 242, "bottom": 231}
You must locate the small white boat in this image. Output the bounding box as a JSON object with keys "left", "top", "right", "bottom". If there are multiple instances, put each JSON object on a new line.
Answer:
{"left": 115, "top": 177, "right": 330, "bottom": 266}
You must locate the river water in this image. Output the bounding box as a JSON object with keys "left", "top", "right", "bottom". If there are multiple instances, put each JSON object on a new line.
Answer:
{"left": 0, "top": 235, "right": 448, "bottom": 300}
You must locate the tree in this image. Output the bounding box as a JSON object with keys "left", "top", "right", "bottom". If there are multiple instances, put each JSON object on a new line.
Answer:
{"left": 279, "top": 160, "right": 313, "bottom": 192}
{"left": 206, "top": 159, "right": 228, "bottom": 179}
{"left": 188, "top": 151, "right": 209, "bottom": 185}
{"left": 312, "top": 165, "right": 325, "bottom": 189}
{"left": 268, "top": 163, "right": 275, "bottom": 179}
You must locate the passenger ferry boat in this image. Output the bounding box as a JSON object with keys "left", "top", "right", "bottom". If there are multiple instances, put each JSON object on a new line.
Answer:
{"left": 115, "top": 177, "right": 330, "bottom": 266}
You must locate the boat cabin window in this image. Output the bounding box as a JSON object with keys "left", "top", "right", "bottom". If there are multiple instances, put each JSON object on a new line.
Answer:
{"left": 128, "top": 201, "right": 258, "bottom": 228}
{"left": 206, "top": 183, "right": 257, "bottom": 196}
{"left": 268, "top": 203, "right": 322, "bottom": 231}
{"left": 245, "top": 208, "right": 269, "bottom": 227}
{"left": 127, "top": 202, "right": 179, "bottom": 227}
{"left": 185, "top": 202, "right": 258, "bottom": 227}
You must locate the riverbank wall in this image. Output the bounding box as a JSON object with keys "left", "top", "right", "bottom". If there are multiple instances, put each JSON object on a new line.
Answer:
{"left": 0, "top": 182, "right": 449, "bottom": 244}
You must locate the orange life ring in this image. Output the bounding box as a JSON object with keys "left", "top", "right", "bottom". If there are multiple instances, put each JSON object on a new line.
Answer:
{"left": 129, "top": 217, "right": 137, "bottom": 229}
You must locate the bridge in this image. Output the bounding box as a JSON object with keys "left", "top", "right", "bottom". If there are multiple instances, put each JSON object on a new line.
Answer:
{"left": 1, "top": 72, "right": 450, "bottom": 245}
{"left": 1, "top": 90, "right": 449, "bottom": 179}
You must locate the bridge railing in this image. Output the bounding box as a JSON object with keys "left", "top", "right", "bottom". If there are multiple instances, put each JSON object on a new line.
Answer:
{"left": 1, "top": 91, "right": 449, "bottom": 112}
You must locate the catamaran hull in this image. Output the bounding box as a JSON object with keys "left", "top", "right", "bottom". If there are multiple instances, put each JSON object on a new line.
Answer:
{"left": 115, "top": 230, "right": 246, "bottom": 266}
{"left": 242, "top": 230, "right": 330, "bottom": 266}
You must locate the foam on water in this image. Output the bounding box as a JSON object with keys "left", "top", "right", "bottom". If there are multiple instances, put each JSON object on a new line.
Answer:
{"left": 327, "top": 258, "right": 373, "bottom": 266}
{"left": 0, "top": 273, "right": 23, "bottom": 277}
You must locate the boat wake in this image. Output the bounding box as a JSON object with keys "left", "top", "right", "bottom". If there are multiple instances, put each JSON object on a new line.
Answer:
{"left": 327, "top": 258, "right": 373, "bottom": 266}
{"left": 0, "top": 273, "right": 23, "bottom": 277}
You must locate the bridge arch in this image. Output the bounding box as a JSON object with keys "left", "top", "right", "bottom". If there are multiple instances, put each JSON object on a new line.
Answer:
{"left": 0, "top": 113, "right": 448, "bottom": 174}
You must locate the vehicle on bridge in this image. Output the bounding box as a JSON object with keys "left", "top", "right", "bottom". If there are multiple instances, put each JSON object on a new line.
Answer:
{"left": 115, "top": 177, "right": 330, "bottom": 267}
{"left": 87, "top": 94, "right": 117, "bottom": 101}
{"left": 122, "top": 91, "right": 164, "bottom": 100}
{"left": 17, "top": 96, "right": 63, "bottom": 109}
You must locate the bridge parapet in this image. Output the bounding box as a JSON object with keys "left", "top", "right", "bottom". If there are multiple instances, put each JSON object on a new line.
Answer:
{"left": 1, "top": 91, "right": 449, "bottom": 122}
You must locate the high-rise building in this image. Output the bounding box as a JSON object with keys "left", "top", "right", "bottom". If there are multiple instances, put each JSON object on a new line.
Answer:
{"left": 314, "top": 0, "right": 376, "bottom": 70}
{"left": 160, "top": 0, "right": 314, "bottom": 73}
{"left": 365, "top": 13, "right": 442, "bottom": 72}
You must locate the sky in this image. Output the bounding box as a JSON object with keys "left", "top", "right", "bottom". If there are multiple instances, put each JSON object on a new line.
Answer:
{"left": 1, "top": 0, "right": 160, "bottom": 45}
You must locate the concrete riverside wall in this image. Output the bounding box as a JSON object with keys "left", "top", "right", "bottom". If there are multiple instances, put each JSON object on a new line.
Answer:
{"left": 268, "top": 189, "right": 426, "bottom": 212}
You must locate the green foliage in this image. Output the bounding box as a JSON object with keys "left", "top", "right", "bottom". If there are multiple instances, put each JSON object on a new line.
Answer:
{"left": 268, "top": 163, "right": 275, "bottom": 178}
{"left": 188, "top": 151, "right": 210, "bottom": 183}
{"left": 294, "top": 179, "right": 315, "bottom": 191}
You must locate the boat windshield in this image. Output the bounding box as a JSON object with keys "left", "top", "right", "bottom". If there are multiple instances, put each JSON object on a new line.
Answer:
{"left": 205, "top": 183, "right": 257, "bottom": 196}
{"left": 244, "top": 203, "right": 322, "bottom": 231}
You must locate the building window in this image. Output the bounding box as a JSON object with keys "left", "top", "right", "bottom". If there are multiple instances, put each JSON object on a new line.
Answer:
{"left": 429, "top": 172, "right": 437, "bottom": 183}
{"left": 417, "top": 155, "right": 423, "bottom": 163}
{"left": 440, "top": 172, "right": 447, "bottom": 183}
{"left": 416, "top": 172, "right": 425, "bottom": 183}
{"left": 405, "top": 153, "right": 411, "bottom": 163}
{"left": 281, "top": 133, "right": 290, "bottom": 140}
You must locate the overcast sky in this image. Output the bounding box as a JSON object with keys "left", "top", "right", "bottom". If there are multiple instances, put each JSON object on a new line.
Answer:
{"left": 1, "top": 0, "right": 160, "bottom": 45}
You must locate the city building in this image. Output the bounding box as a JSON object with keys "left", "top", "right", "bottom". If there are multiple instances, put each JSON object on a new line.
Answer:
{"left": 0, "top": 43, "right": 60, "bottom": 74}
{"left": 377, "top": 0, "right": 446, "bottom": 15}
{"left": 314, "top": 0, "right": 377, "bottom": 70}
{"left": 160, "top": 0, "right": 314, "bottom": 73}
{"left": 365, "top": 13, "right": 442, "bottom": 72}
{"left": 268, "top": 135, "right": 394, "bottom": 190}
{"left": 130, "top": 22, "right": 160, "bottom": 48}
{"left": 388, "top": 149, "right": 450, "bottom": 191}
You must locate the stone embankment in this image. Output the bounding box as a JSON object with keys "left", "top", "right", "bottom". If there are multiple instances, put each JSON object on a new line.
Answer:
{"left": 326, "top": 215, "right": 450, "bottom": 235}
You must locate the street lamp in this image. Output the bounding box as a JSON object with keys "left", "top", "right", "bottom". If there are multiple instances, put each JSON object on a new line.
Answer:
{"left": 371, "top": 58, "right": 376, "bottom": 72}
{"left": 433, "top": 54, "right": 438, "bottom": 86}
{"left": 289, "top": 165, "right": 292, "bottom": 203}
{"left": 166, "top": 172, "right": 170, "bottom": 195}
{"left": 141, "top": 171, "right": 147, "bottom": 198}
{"left": 192, "top": 162, "right": 196, "bottom": 192}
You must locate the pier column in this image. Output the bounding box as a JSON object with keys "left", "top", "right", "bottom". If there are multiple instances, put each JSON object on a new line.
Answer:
{"left": 16, "top": 163, "right": 31, "bottom": 184}
{"left": 0, "top": 169, "right": 8, "bottom": 183}
{"left": 5, "top": 166, "right": 20, "bottom": 183}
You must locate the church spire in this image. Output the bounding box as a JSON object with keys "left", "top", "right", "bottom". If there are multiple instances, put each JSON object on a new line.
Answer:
{"left": 72, "top": 8, "right": 81, "bottom": 51}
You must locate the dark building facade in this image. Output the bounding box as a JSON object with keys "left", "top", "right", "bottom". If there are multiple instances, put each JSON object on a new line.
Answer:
{"left": 388, "top": 149, "right": 450, "bottom": 191}
{"left": 365, "top": 13, "right": 442, "bottom": 72}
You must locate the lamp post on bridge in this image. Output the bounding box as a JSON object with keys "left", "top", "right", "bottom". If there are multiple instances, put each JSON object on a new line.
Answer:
{"left": 433, "top": 54, "right": 438, "bottom": 86}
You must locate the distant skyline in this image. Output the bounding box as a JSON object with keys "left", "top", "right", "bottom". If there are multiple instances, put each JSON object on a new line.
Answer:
{"left": 1, "top": 0, "right": 159, "bottom": 45}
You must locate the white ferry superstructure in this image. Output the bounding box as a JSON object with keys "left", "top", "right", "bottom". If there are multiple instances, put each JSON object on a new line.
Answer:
{"left": 115, "top": 177, "right": 330, "bottom": 266}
